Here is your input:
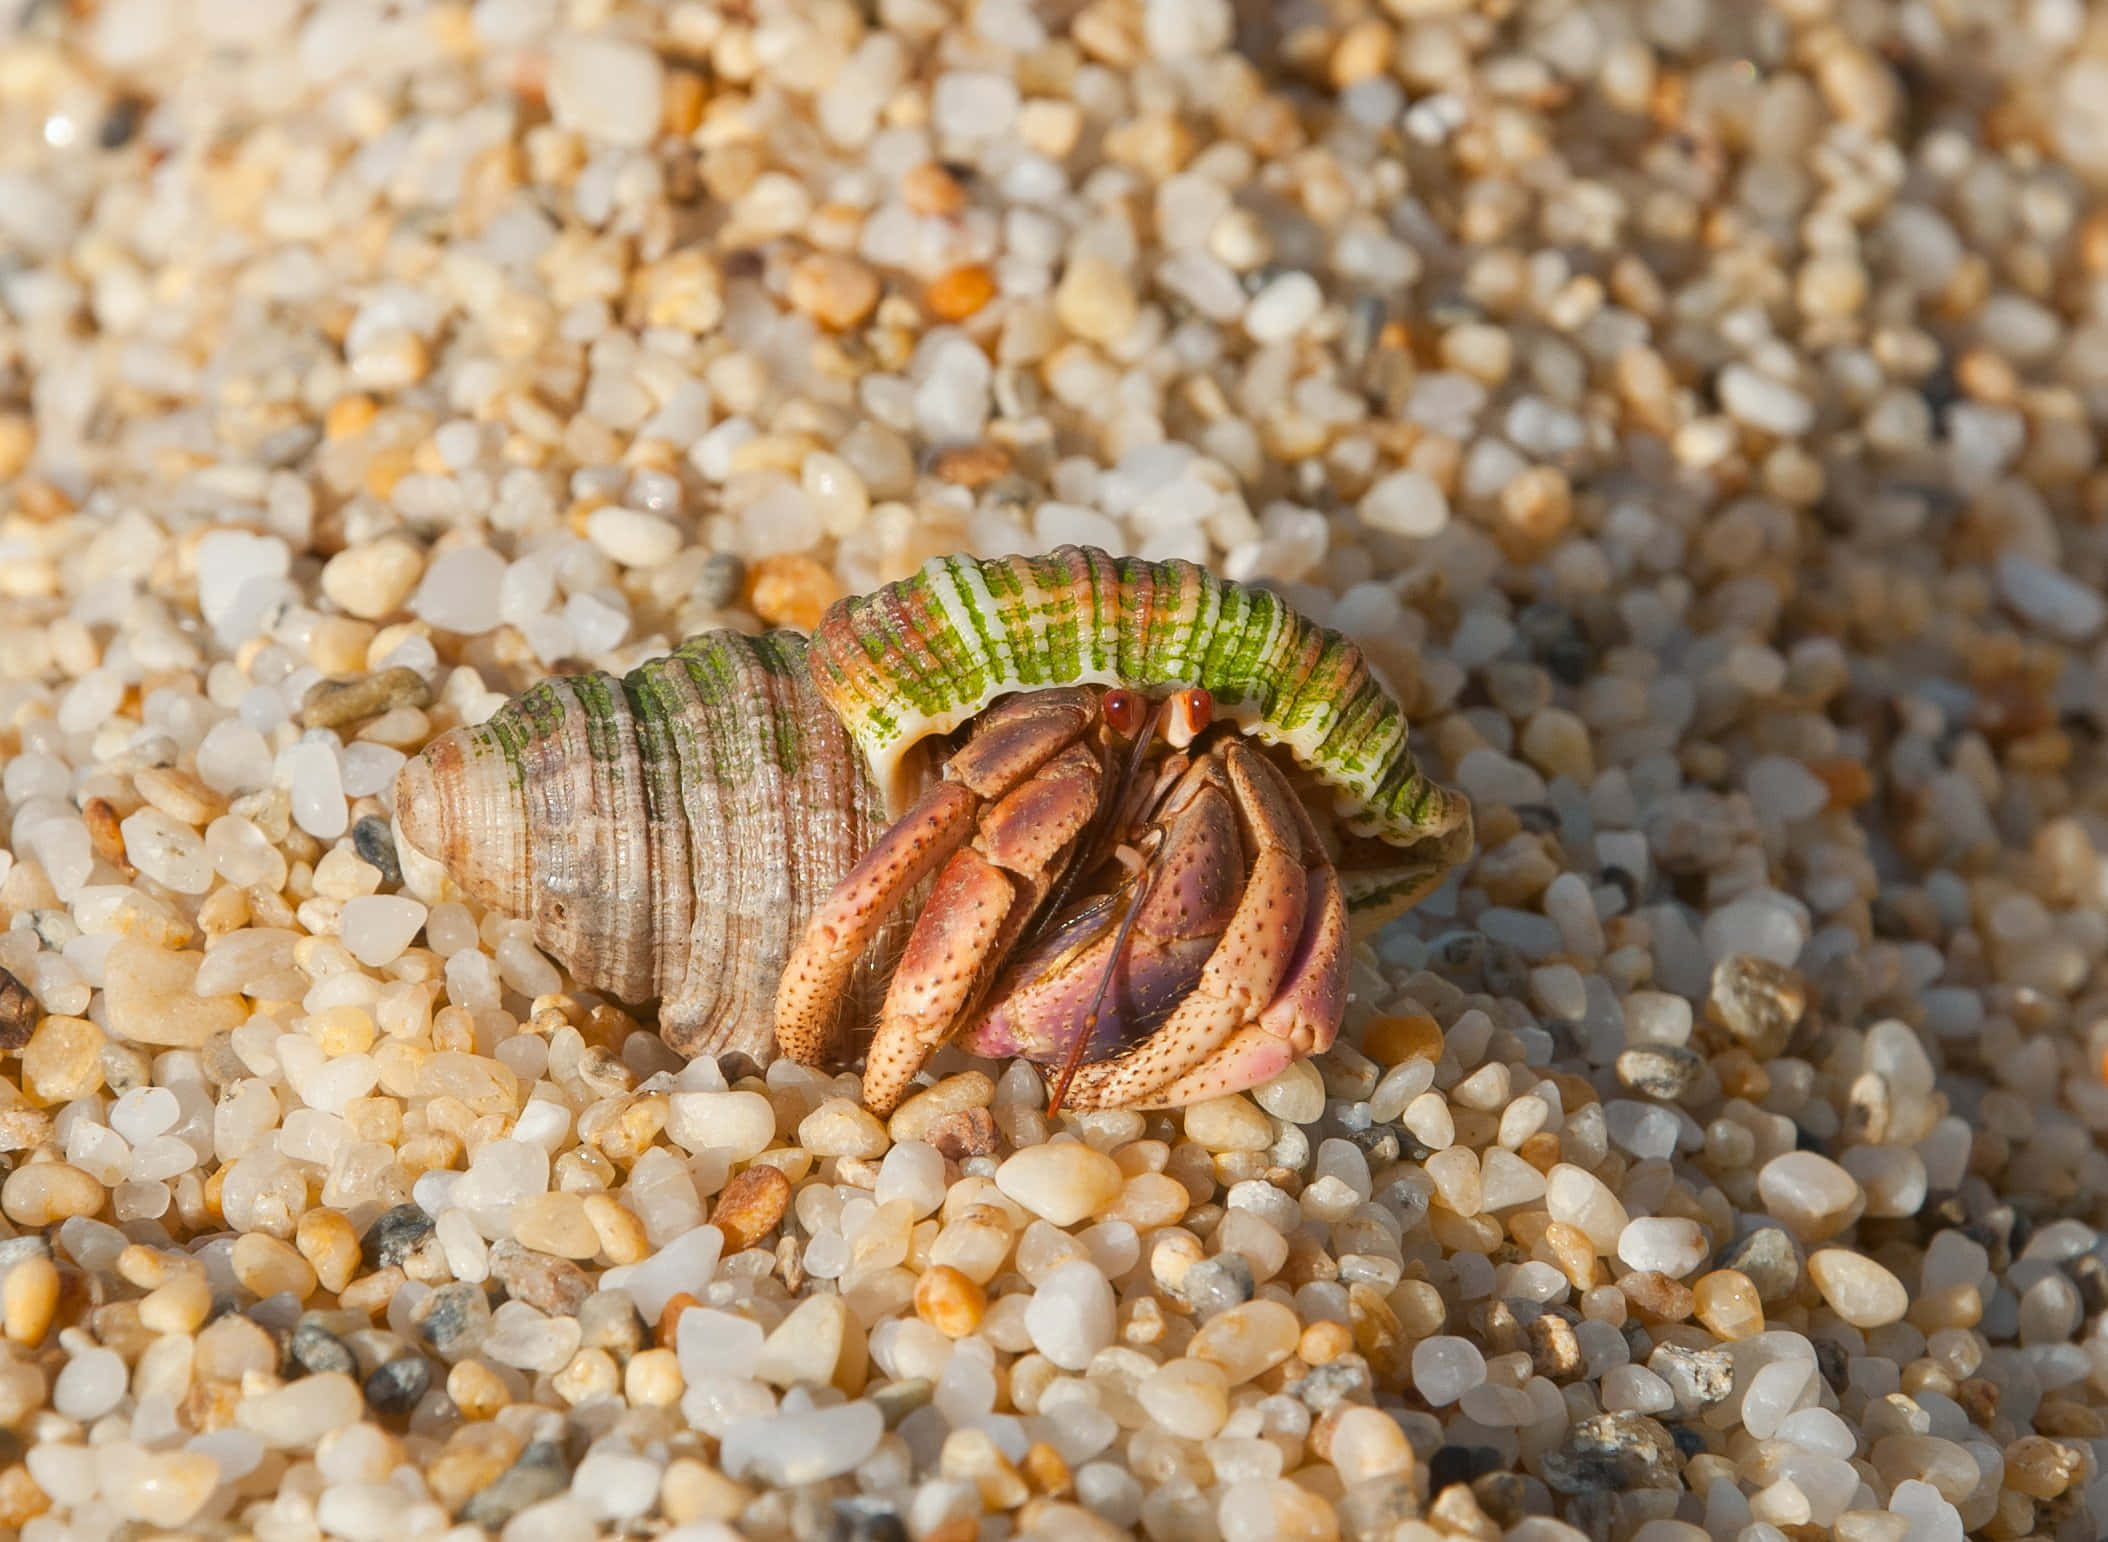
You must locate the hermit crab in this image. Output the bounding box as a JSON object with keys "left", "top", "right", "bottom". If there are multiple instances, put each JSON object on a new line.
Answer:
{"left": 393, "top": 547, "right": 1472, "bottom": 1114}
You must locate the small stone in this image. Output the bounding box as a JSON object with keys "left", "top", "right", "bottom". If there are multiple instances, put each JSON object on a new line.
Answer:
{"left": 1054, "top": 255, "right": 1139, "bottom": 345}
{"left": 0, "top": 968, "right": 34, "bottom": 1051}
{"left": 1363, "top": 1015, "right": 1444, "bottom": 1065}
{"left": 290, "top": 1317, "right": 358, "bottom": 1376}
{"left": 1244, "top": 271, "right": 1323, "bottom": 343}
{"left": 461, "top": 1440, "right": 569, "bottom": 1527}
{"left": 21, "top": 1015, "right": 103, "bottom": 1104}
{"left": 1023, "top": 1260, "right": 1116, "bottom": 1371}
{"left": 103, "top": 939, "right": 247, "bottom": 1048}
{"left": 322, "top": 538, "right": 423, "bottom": 620}
{"left": 710, "top": 1164, "right": 792, "bottom": 1252}
{"left": 1616, "top": 1217, "right": 1709, "bottom": 1278}
{"left": 236, "top": 1372, "right": 365, "bottom": 1448}
{"left": 106, "top": 1449, "right": 219, "bottom": 1525}
{"left": 1, "top": 1254, "right": 58, "bottom": 1345}
{"left": 888, "top": 1072, "right": 994, "bottom": 1143}
{"left": 1541, "top": 1412, "right": 1682, "bottom": 1494}
{"left": 1718, "top": 1226, "right": 1802, "bottom": 1303}
{"left": 1544, "top": 1164, "right": 1629, "bottom": 1251}
{"left": 1691, "top": 1269, "right": 1765, "bottom": 1340}
{"left": 301, "top": 667, "right": 431, "bottom": 730}
{"left": 488, "top": 1240, "right": 592, "bottom": 1317}
{"left": 995, "top": 1141, "right": 1124, "bottom": 1226}
{"left": 914, "top": 1265, "right": 986, "bottom": 1338}
{"left": 927, "top": 264, "right": 998, "bottom": 321}
{"left": 547, "top": 32, "right": 664, "bottom": 148}
{"left": 666, "top": 1091, "right": 776, "bottom": 1159}
{"left": 799, "top": 1097, "right": 891, "bottom": 1159}
{"left": 748, "top": 553, "right": 846, "bottom": 632}
{"left": 1615, "top": 1046, "right": 1702, "bottom": 1100}
{"left": 1995, "top": 552, "right": 2105, "bottom": 642}
{"left": 1719, "top": 364, "right": 1815, "bottom": 436}
{"left": 1757, "top": 1152, "right": 1864, "bottom": 1241}
{"left": 362, "top": 1203, "right": 437, "bottom": 1270}
{"left": 1139, "top": 1358, "right": 1231, "bottom": 1440}
{"left": 413, "top": 1281, "right": 493, "bottom": 1360}
{"left": 233, "top": 1232, "right": 318, "bottom": 1299}
{"left": 1708, "top": 955, "right": 1806, "bottom": 1057}
{"left": 1808, "top": 1248, "right": 1908, "bottom": 1328}
{"left": 1251, "top": 1060, "right": 1325, "bottom": 1123}
{"left": 1359, "top": 468, "right": 1450, "bottom": 539}
{"left": 296, "top": 1208, "right": 361, "bottom": 1294}
{"left": 789, "top": 253, "right": 882, "bottom": 331}
{"left": 925, "top": 1107, "right": 999, "bottom": 1160}
{"left": 1646, "top": 1343, "right": 1735, "bottom": 1416}
{"left": 1182, "top": 1095, "right": 1273, "bottom": 1152}
{"left": 364, "top": 1355, "right": 431, "bottom": 1415}
{"left": 752, "top": 1291, "right": 865, "bottom": 1395}
{"left": 511, "top": 1192, "right": 601, "bottom": 1260}
{"left": 1411, "top": 1336, "right": 1487, "bottom": 1406}
{"left": 1188, "top": 1299, "right": 1300, "bottom": 1384}
{"left": 1, "top": 1163, "right": 104, "bottom": 1226}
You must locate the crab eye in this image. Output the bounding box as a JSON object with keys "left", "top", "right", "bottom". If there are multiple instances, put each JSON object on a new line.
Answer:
{"left": 1102, "top": 688, "right": 1145, "bottom": 736}
{"left": 1178, "top": 688, "right": 1214, "bottom": 733}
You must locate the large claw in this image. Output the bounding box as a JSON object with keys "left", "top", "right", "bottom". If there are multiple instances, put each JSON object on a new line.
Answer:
{"left": 1036, "top": 741, "right": 1350, "bottom": 1112}
{"left": 776, "top": 687, "right": 1121, "bottom": 1115}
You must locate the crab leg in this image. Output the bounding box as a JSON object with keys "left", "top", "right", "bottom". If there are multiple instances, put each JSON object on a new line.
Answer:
{"left": 1056, "top": 741, "right": 1313, "bottom": 1111}
{"left": 774, "top": 779, "right": 980, "bottom": 1065}
{"left": 776, "top": 689, "right": 1100, "bottom": 1067}
{"left": 860, "top": 742, "right": 1105, "bottom": 1114}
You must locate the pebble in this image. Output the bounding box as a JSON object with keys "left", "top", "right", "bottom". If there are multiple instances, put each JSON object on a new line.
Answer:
{"left": 321, "top": 538, "right": 423, "bottom": 620}
{"left": 1358, "top": 469, "right": 1450, "bottom": 539}
{"left": 236, "top": 1372, "right": 364, "bottom": 1447}
{"left": 1054, "top": 256, "right": 1139, "bottom": 345}
{"left": 102, "top": 939, "right": 247, "bottom": 1047}
{"left": 1023, "top": 1258, "right": 1117, "bottom": 1373}
{"left": 710, "top": 1163, "right": 792, "bottom": 1252}
{"left": 1756, "top": 1152, "right": 1864, "bottom": 1241}
{"left": 1807, "top": 1249, "right": 1908, "bottom": 1328}
{"left": 1182, "top": 1095, "right": 1273, "bottom": 1152}
{"left": 995, "top": 1142, "right": 1124, "bottom": 1226}
{"left": 547, "top": 32, "right": 664, "bottom": 148}
{"left": 1187, "top": 1300, "right": 1299, "bottom": 1383}
{"left": 799, "top": 1098, "right": 891, "bottom": 1159}
{"left": 302, "top": 667, "right": 431, "bottom": 730}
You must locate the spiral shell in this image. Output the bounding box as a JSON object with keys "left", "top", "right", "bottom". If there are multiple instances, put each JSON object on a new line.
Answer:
{"left": 807, "top": 546, "right": 1471, "bottom": 925}
{"left": 394, "top": 629, "right": 890, "bottom": 1061}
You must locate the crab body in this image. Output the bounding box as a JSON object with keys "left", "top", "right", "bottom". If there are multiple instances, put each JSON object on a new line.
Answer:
{"left": 394, "top": 546, "right": 1472, "bottom": 1111}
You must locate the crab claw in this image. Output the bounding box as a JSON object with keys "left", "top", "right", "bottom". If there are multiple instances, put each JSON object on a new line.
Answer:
{"left": 1051, "top": 740, "right": 1350, "bottom": 1112}
{"left": 962, "top": 748, "right": 1246, "bottom": 1066}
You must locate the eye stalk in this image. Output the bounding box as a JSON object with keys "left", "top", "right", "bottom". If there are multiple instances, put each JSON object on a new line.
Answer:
{"left": 1164, "top": 687, "right": 1214, "bottom": 750}
{"left": 1101, "top": 688, "right": 1146, "bottom": 737}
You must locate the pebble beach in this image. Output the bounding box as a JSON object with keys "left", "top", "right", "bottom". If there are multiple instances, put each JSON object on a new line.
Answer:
{"left": 2, "top": 0, "right": 2107, "bottom": 1539}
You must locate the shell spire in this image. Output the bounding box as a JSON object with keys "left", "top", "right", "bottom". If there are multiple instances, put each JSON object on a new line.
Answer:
{"left": 394, "top": 629, "right": 890, "bottom": 1060}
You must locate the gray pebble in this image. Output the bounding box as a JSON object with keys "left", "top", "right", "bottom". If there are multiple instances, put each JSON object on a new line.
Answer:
{"left": 1540, "top": 1412, "right": 1682, "bottom": 1495}
{"left": 460, "top": 1440, "right": 568, "bottom": 1526}
{"left": 289, "top": 1317, "right": 357, "bottom": 1377}
{"left": 1615, "top": 1045, "right": 1705, "bottom": 1100}
{"left": 1717, "top": 1225, "right": 1803, "bottom": 1304}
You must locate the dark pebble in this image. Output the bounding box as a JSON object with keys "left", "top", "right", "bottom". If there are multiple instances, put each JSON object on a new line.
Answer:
{"left": 460, "top": 1440, "right": 568, "bottom": 1526}
{"left": 1428, "top": 1444, "right": 1499, "bottom": 1495}
{"left": 364, "top": 1355, "right": 431, "bottom": 1416}
{"left": 412, "top": 1281, "right": 491, "bottom": 1359}
{"left": 362, "top": 1203, "right": 436, "bottom": 1270}
{"left": 1646, "top": 1343, "right": 1734, "bottom": 1416}
{"left": 289, "top": 1318, "right": 357, "bottom": 1377}
{"left": 1540, "top": 1412, "right": 1682, "bottom": 1495}
{"left": 832, "top": 1501, "right": 907, "bottom": 1542}
{"left": 925, "top": 1107, "right": 998, "bottom": 1161}
{"left": 1717, "top": 1224, "right": 1802, "bottom": 1304}
{"left": 1470, "top": 1471, "right": 1529, "bottom": 1526}
{"left": 301, "top": 667, "right": 432, "bottom": 731}
{"left": 1615, "top": 1045, "right": 1704, "bottom": 1101}
{"left": 0, "top": 965, "right": 36, "bottom": 1051}
{"left": 352, "top": 816, "right": 402, "bottom": 886}
{"left": 1669, "top": 1426, "right": 1709, "bottom": 1460}
{"left": 1179, "top": 1253, "right": 1253, "bottom": 1317}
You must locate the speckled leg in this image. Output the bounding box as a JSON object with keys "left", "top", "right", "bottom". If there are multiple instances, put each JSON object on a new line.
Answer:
{"left": 1056, "top": 741, "right": 1315, "bottom": 1111}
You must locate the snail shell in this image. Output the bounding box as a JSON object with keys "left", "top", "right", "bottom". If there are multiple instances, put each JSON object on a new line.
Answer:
{"left": 394, "top": 629, "right": 894, "bottom": 1061}
{"left": 395, "top": 545, "right": 1472, "bottom": 1062}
